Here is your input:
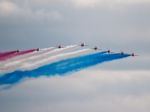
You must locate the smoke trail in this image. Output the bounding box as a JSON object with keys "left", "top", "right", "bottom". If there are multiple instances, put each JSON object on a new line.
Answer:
{"left": 19, "top": 48, "right": 93, "bottom": 71}
{"left": 0, "top": 50, "right": 18, "bottom": 56}
{"left": 1, "top": 45, "right": 76, "bottom": 66}
{"left": 0, "top": 51, "right": 19, "bottom": 61}
{"left": 0, "top": 45, "right": 78, "bottom": 74}
{"left": 0, "top": 48, "right": 91, "bottom": 74}
{"left": 0, "top": 52, "right": 130, "bottom": 85}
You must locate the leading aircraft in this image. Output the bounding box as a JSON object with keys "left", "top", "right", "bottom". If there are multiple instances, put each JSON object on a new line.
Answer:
{"left": 120, "top": 52, "right": 138, "bottom": 57}
{"left": 130, "top": 53, "right": 138, "bottom": 56}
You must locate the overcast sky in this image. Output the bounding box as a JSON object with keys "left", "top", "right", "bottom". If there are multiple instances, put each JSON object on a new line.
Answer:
{"left": 0, "top": 0, "right": 150, "bottom": 112}
{"left": 0, "top": 0, "right": 150, "bottom": 70}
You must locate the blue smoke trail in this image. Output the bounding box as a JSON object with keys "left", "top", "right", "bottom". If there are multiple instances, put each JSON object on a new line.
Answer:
{"left": 0, "top": 51, "right": 130, "bottom": 85}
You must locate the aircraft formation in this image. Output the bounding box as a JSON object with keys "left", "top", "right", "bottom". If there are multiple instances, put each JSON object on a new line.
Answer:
{"left": 0, "top": 43, "right": 137, "bottom": 62}
{"left": 56, "top": 43, "right": 136, "bottom": 56}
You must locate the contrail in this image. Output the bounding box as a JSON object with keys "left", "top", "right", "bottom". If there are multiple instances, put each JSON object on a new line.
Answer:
{"left": 0, "top": 52, "right": 130, "bottom": 85}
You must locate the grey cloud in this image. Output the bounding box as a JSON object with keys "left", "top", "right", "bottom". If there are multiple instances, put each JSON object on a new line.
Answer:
{"left": 0, "top": 70, "right": 150, "bottom": 112}
{"left": 0, "top": 1, "right": 150, "bottom": 112}
{"left": 0, "top": 0, "right": 150, "bottom": 69}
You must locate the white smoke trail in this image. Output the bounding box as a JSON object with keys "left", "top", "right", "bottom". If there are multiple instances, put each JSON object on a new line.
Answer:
{"left": 0, "top": 45, "right": 80, "bottom": 74}
{"left": 20, "top": 48, "right": 94, "bottom": 71}
{"left": 0, "top": 48, "right": 94, "bottom": 74}
{"left": 3, "top": 45, "right": 78, "bottom": 67}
